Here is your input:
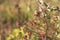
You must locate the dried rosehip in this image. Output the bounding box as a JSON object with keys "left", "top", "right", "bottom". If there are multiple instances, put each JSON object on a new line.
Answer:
{"left": 40, "top": 34, "right": 45, "bottom": 40}
{"left": 28, "top": 31, "right": 32, "bottom": 36}
{"left": 29, "top": 20, "right": 35, "bottom": 26}
{"left": 34, "top": 11, "right": 40, "bottom": 17}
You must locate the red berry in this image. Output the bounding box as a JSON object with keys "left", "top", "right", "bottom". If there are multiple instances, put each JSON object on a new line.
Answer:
{"left": 29, "top": 20, "right": 35, "bottom": 26}
{"left": 28, "top": 31, "right": 32, "bottom": 36}
{"left": 34, "top": 12, "right": 40, "bottom": 17}
{"left": 40, "top": 34, "right": 45, "bottom": 40}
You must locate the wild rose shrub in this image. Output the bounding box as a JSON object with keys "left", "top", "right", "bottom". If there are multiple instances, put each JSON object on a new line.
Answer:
{"left": 0, "top": 0, "right": 60, "bottom": 40}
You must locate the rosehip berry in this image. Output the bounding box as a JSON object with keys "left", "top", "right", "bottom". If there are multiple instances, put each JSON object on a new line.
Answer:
{"left": 40, "top": 34, "right": 45, "bottom": 40}
{"left": 34, "top": 11, "right": 40, "bottom": 17}
{"left": 28, "top": 31, "right": 32, "bottom": 36}
{"left": 29, "top": 20, "right": 35, "bottom": 26}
